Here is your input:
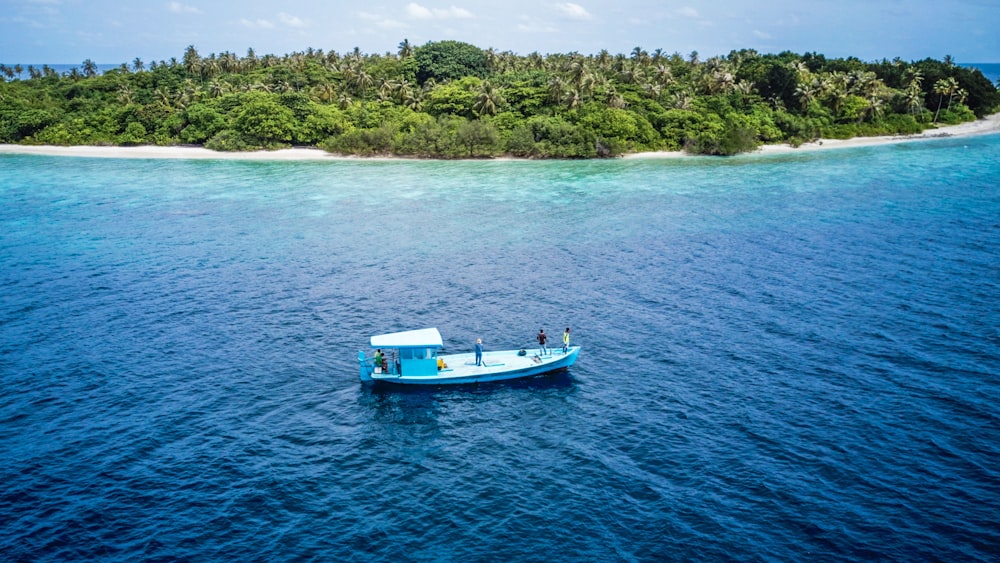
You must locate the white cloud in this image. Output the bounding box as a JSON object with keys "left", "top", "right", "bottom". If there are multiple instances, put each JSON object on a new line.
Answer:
{"left": 240, "top": 18, "right": 275, "bottom": 29}
{"left": 406, "top": 3, "right": 433, "bottom": 19}
{"left": 377, "top": 18, "right": 407, "bottom": 29}
{"left": 167, "top": 2, "right": 201, "bottom": 14}
{"left": 555, "top": 2, "right": 591, "bottom": 20}
{"left": 405, "top": 3, "right": 473, "bottom": 20}
{"left": 446, "top": 6, "right": 474, "bottom": 19}
{"left": 517, "top": 15, "right": 558, "bottom": 33}
{"left": 753, "top": 29, "right": 772, "bottom": 39}
{"left": 676, "top": 6, "right": 698, "bottom": 18}
{"left": 278, "top": 12, "right": 305, "bottom": 27}
{"left": 358, "top": 10, "right": 408, "bottom": 29}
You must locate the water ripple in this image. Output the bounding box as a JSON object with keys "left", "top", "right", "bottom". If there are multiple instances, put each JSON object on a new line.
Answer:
{"left": 2, "top": 136, "right": 999, "bottom": 560}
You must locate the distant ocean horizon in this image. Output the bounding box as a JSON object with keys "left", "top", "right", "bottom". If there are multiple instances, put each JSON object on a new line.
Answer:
{"left": 2, "top": 61, "right": 999, "bottom": 83}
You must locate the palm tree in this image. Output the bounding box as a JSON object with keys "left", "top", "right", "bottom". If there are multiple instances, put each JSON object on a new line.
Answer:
{"left": 347, "top": 68, "right": 373, "bottom": 97}
{"left": 180, "top": 78, "right": 199, "bottom": 106}
{"left": 631, "top": 46, "right": 649, "bottom": 65}
{"left": 132, "top": 57, "right": 144, "bottom": 72}
{"left": 208, "top": 80, "right": 227, "bottom": 98}
{"left": 955, "top": 87, "right": 968, "bottom": 107}
{"left": 118, "top": 84, "right": 134, "bottom": 104}
{"left": 244, "top": 48, "right": 258, "bottom": 70}
{"left": 398, "top": 82, "right": 421, "bottom": 110}
{"left": 618, "top": 62, "right": 642, "bottom": 85}
{"left": 865, "top": 94, "right": 885, "bottom": 122}
{"left": 604, "top": 86, "right": 626, "bottom": 109}
{"left": 548, "top": 75, "right": 566, "bottom": 103}
{"left": 933, "top": 77, "right": 958, "bottom": 122}
{"left": 904, "top": 83, "right": 924, "bottom": 117}
{"left": 653, "top": 64, "right": 673, "bottom": 87}
{"left": 904, "top": 67, "right": 923, "bottom": 89}
{"left": 672, "top": 90, "right": 693, "bottom": 110}
{"left": 183, "top": 45, "right": 201, "bottom": 76}
{"left": 522, "top": 51, "right": 540, "bottom": 70}
{"left": 945, "top": 77, "right": 960, "bottom": 110}
{"left": 484, "top": 48, "right": 499, "bottom": 70}
{"left": 795, "top": 82, "right": 816, "bottom": 110}
{"left": 473, "top": 80, "right": 504, "bottom": 117}
{"left": 81, "top": 59, "right": 98, "bottom": 78}
{"left": 154, "top": 86, "right": 173, "bottom": 107}
{"left": 826, "top": 72, "right": 850, "bottom": 114}
{"left": 789, "top": 60, "right": 809, "bottom": 81}
{"left": 219, "top": 52, "right": 239, "bottom": 73}
{"left": 378, "top": 79, "right": 399, "bottom": 101}
{"left": 398, "top": 39, "right": 413, "bottom": 58}
{"left": 563, "top": 88, "right": 582, "bottom": 110}
{"left": 595, "top": 49, "right": 611, "bottom": 72}
{"left": 313, "top": 82, "right": 336, "bottom": 103}
{"left": 566, "top": 59, "right": 591, "bottom": 90}
{"left": 709, "top": 67, "right": 735, "bottom": 94}
{"left": 734, "top": 80, "right": 755, "bottom": 107}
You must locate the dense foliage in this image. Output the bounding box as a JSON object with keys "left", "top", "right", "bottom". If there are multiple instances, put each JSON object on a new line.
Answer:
{"left": 1, "top": 43, "right": 997, "bottom": 157}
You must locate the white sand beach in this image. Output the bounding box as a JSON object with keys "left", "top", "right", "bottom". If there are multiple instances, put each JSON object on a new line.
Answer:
{"left": 0, "top": 144, "right": 340, "bottom": 160}
{"left": 755, "top": 112, "right": 1000, "bottom": 155}
{"left": 626, "top": 112, "right": 1000, "bottom": 159}
{"left": 1, "top": 113, "right": 999, "bottom": 161}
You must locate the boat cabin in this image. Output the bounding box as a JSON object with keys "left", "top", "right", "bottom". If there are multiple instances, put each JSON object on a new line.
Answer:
{"left": 361, "top": 327, "right": 443, "bottom": 379}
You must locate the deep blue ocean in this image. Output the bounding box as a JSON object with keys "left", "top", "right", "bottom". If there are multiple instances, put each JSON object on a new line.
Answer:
{"left": 2, "top": 135, "right": 999, "bottom": 561}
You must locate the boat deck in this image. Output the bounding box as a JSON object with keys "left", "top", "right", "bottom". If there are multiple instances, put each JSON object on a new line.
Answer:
{"left": 370, "top": 346, "right": 580, "bottom": 384}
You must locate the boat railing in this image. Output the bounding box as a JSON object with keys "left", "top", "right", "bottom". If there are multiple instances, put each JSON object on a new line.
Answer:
{"left": 361, "top": 354, "right": 399, "bottom": 376}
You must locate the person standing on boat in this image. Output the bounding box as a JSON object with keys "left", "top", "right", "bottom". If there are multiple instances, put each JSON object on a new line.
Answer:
{"left": 374, "top": 349, "right": 384, "bottom": 373}
{"left": 475, "top": 338, "right": 484, "bottom": 366}
{"left": 562, "top": 327, "right": 570, "bottom": 353}
{"left": 537, "top": 329, "right": 548, "bottom": 355}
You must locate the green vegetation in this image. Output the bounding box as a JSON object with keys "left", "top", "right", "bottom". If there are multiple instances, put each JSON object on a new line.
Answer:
{"left": 1, "top": 43, "right": 997, "bottom": 157}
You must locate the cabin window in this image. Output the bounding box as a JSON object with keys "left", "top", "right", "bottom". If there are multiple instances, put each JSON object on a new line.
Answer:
{"left": 399, "top": 348, "right": 436, "bottom": 359}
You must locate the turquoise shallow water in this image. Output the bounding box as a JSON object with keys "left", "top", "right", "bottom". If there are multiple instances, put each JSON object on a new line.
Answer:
{"left": 1, "top": 136, "right": 999, "bottom": 560}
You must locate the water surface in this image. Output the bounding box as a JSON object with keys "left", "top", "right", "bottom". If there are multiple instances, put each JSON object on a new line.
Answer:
{"left": 2, "top": 136, "right": 999, "bottom": 560}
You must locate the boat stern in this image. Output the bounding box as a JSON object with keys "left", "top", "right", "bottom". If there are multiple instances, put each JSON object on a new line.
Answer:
{"left": 358, "top": 350, "right": 373, "bottom": 382}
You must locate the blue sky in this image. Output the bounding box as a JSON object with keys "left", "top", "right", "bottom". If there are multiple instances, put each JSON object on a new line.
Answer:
{"left": 2, "top": 0, "right": 997, "bottom": 64}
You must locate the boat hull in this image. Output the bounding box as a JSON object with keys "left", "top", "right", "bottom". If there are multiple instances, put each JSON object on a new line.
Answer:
{"left": 366, "top": 346, "right": 580, "bottom": 385}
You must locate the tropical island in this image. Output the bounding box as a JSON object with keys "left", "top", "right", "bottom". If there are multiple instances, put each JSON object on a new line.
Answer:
{"left": 1, "top": 41, "right": 998, "bottom": 158}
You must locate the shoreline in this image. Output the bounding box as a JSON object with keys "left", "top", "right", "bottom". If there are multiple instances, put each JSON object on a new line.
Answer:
{"left": 627, "top": 113, "right": 1000, "bottom": 159}
{"left": 1, "top": 114, "right": 998, "bottom": 161}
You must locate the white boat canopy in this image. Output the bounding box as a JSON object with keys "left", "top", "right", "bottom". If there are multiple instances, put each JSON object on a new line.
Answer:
{"left": 370, "top": 327, "right": 443, "bottom": 349}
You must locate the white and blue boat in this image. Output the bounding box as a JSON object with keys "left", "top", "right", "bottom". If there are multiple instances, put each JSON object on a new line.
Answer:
{"left": 358, "top": 327, "right": 580, "bottom": 385}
